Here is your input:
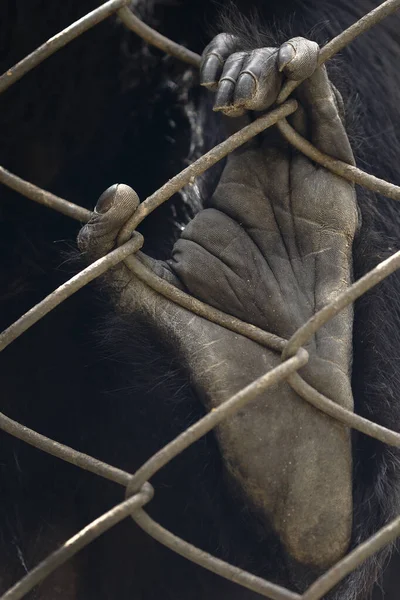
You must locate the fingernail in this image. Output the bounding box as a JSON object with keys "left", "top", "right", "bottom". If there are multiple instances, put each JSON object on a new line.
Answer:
{"left": 235, "top": 73, "right": 257, "bottom": 103}
{"left": 214, "top": 79, "right": 235, "bottom": 110}
{"left": 200, "top": 54, "right": 222, "bottom": 89}
{"left": 96, "top": 184, "right": 119, "bottom": 213}
{"left": 278, "top": 43, "right": 296, "bottom": 72}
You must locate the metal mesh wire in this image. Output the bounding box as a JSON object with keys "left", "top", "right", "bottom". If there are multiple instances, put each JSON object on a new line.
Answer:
{"left": 1, "top": 0, "right": 400, "bottom": 598}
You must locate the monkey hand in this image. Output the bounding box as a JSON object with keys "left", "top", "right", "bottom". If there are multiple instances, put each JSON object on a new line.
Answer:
{"left": 77, "top": 36, "right": 358, "bottom": 574}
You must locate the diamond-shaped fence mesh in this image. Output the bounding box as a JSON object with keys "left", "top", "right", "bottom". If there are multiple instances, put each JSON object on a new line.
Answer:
{"left": 0, "top": 1, "right": 400, "bottom": 599}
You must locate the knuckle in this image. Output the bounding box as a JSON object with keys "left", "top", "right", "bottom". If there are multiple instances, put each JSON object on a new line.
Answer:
{"left": 281, "top": 37, "right": 320, "bottom": 81}
{"left": 223, "top": 51, "right": 246, "bottom": 68}
{"left": 214, "top": 32, "right": 237, "bottom": 48}
{"left": 204, "top": 33, "right": 237, "bottom": 59}
{"left": 289, "top": 36, "right": 320, "bottom": 52}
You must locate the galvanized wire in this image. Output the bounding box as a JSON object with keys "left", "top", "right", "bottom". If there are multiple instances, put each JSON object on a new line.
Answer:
{"left": 0, "top": 1, "right": 400, "bottom": 599}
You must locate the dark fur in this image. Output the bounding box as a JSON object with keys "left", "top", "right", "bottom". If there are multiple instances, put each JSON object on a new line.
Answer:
{"left": 0, "top": 0, "right": 400, "bottom": 598}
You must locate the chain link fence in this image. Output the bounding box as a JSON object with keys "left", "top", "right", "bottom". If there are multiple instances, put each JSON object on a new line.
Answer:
{"left": 0, "top": 0, "right": 400, "bottom": 598}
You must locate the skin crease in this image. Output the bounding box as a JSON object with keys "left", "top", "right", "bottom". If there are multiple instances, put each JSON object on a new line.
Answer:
{"left": 0, "top": 1, "right": 400, "bottom": 599}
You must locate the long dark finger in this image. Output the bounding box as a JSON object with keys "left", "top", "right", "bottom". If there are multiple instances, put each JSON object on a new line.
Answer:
{"left": 234, "top": 47, "right": 282, "bottom": 111}
{"left": 214, "top": 51, "right": 247, "bottom": 114}
{"left": 200, "top": 33, "right": 238, "bottom": 90}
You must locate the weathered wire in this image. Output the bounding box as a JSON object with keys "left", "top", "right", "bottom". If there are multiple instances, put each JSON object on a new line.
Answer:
{"left": 1, "top": 1, "right": 400, "bottom": 599}
{"left": 1, "top": 484, "right": 154, "bottom": 600}
{"left": 302, "top": 514, "right": 400, "bottom": 600}
{"left": 0, "top": 409, "right": 131, "bottom": 486}
{"left": 126, "top": 254, "right": 285, "bottom": 352}
{"left": 0, "top": 166, "right": 91, "bottom": 222}
{"left": 0, "top": 234, "right": 144, "bottom": 352}
{"left": 283, "top": 250, "right": 400, "bottom": 362}
{"left": 0, "top": 0, "right": 130, "bottom": 95}
{"left": 126, "top": 351, "right": 308, "bottom": 495}
{"left": 288, "top": 373, "right": 400, "bottom": 447}
{"left": 277, "top": 0, "right": 400, "bottom": 103}
{"left": 133, "top": 508, "right": 302, "bottom": 600}
{"left": 134, "top": 507, "right": 400, "bottom": 600}
{"left": 117, "top": 6, "right": 201, "bottom": 66}
{"left": 320, "top": 0, "right": 400, "bottom": 61}
{"left": 277, "top": 119, "right": 400, "bottom": 202}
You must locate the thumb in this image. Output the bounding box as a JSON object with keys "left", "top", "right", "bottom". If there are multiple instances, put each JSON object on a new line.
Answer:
{"left": 78, "top": 183, "right": 182, "bottom": 289}
{"left": 78, "top": 184, "right": 140, "bottom": 262}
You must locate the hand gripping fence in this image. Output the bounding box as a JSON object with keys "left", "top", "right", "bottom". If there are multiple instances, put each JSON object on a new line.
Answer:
{"left": 1, "top": 0, "right": 400, "bottom": 598}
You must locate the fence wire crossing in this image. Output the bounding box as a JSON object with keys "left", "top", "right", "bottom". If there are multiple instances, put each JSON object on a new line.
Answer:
{"left": 1, "top": 0, "right": 400, "bottom": 599}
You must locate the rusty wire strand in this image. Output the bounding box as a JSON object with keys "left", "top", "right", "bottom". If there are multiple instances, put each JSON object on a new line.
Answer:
{"left": 283, "top": 250, "right": 400, "bottom": 361}
{"left": 277, "top": 119, "right": 400, "bottom": 201}
{"left": 319, "top": 0, "right": 400, "bottom": 61}
{"left": 127, "top": 254, "right": 285, "bottom": 352}
{"left": 277, "top": 0, "right": 400, "bottom": 102}
{"left": 0, "top": 234, "right": 143, "bottom": 352}
{"left": 1, "top": 485, "right": 154, "bottom": 600}
{"left": 288, "top": 373, "right": 400, "bottom": 447}
{"left": 302, "top": 514, "right": 400, "bottom": 600}
{"left": 0, "top": 409, "right": 131, "bottom": 486}
{"left": 117, "top": 6, "right": 201, "bottom": 66}
{"left": 0, "top": 0, "right": 130, "bottom": 95}
{"left": 126, "top": 351, "right": 308, "bottom": 495}
{"left": 134, "top": 506, "right": 400, "bottom": 600}
{"left": 0, "top": 166, "right": 91, "bottom": 222}
{"left": 133, "top": 508, "right": 302, "bottom": 600}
